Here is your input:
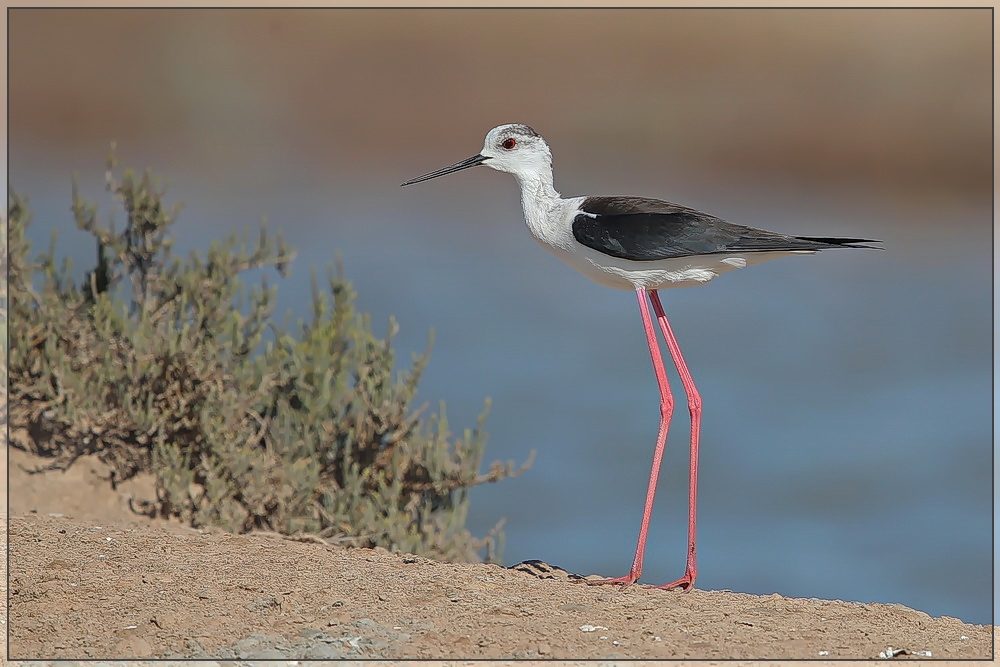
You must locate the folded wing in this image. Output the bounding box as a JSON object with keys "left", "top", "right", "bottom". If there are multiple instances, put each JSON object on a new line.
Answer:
{"left": 572, "top": 196, "right": 880, "bottom": 261}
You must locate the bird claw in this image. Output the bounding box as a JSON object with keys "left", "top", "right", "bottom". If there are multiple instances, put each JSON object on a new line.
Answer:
{"left": 653, "top": 573, "right": 696, "bottom": 592}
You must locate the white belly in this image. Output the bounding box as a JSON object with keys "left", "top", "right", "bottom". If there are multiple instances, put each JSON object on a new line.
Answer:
{"left": 539, "top": 240, "right": 814, "bottom": 291}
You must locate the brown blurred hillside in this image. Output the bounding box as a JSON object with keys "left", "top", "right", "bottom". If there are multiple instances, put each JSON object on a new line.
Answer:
{"left": 9, "top": 9, "right": 991, "bottom": 202}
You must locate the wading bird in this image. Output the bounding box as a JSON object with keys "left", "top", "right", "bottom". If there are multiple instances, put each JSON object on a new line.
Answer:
{"left": 402, "top": 123, "right": 878, "bottom": 591}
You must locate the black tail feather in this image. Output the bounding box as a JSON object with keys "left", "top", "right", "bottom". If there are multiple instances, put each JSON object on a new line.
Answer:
{"left": 795, "top": 236, "right": 883, "bottom": 249}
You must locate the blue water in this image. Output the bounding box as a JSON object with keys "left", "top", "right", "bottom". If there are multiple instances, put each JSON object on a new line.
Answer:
{"left": 12, "top": 164, "right": 992, "bottom": 626}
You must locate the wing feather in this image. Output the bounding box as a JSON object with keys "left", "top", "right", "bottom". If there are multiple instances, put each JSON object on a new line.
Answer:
{"left": 572, "top": 196, "right": 879, "bottom": 261}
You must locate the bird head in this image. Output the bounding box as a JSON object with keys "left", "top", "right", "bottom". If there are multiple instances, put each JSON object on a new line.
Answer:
{"left": 479, "top": 124, "right": 552, "bottom": 178}
{"left": 401, "top": 123, "right": 552, "bottom": 187}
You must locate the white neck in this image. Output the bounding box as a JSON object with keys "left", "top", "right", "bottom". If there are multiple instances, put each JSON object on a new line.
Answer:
{"left": 512, "top": 167, "right": 575, "bottom": 250}
{"left": 514, "top": 167, "right": 561, "bottom": 208}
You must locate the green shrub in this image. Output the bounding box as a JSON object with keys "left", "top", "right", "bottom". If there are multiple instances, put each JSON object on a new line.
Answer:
{"left": 8, "top": 153, "right": 531, "bottom": 563}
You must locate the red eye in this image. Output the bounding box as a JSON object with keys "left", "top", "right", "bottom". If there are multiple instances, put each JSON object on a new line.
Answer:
{"left": 501, "top": 138, "right": 516, "bottom": 150}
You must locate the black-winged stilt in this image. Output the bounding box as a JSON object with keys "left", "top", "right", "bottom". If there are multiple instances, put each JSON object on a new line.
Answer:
{"left": 401, "top": 123, "right": 879, "bottom": 592}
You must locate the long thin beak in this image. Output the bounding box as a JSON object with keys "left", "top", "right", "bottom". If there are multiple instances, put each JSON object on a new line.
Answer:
{"left": 401, "top": 154, "right": 490, "bottom": 187}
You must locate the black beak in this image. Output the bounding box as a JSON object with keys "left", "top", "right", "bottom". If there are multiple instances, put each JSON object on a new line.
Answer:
{"left": 401, "top": 154, "right": 490, "bottom": 186}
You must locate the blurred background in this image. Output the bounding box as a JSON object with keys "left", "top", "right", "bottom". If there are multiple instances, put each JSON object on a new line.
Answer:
{"left": 9, "top": 9, "right": 992, "bottom": 624}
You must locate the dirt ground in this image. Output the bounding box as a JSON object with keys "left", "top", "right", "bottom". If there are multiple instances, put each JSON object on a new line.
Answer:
{"left": 5, "top": 446, "right": 994, "bottom": 662}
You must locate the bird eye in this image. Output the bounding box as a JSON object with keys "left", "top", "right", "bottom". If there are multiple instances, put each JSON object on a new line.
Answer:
{"left": 501, "top": 138, "right": 516, "bottom": 150}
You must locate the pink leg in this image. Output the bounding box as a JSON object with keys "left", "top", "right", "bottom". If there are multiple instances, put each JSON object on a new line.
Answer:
{"left": 649, "top": 290, "right": 702, "bottom": 592}
{"left": 587, "top": 288, "right": 675, "bottom": 588}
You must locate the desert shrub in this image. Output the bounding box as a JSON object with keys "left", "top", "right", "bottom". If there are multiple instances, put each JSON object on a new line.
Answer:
{"left": 8, "top": 153, "right": 531, "bottom": 562}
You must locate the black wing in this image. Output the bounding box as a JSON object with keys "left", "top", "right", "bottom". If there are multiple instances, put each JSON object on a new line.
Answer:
{"left": 572, "top": 196, "right": 880, "bottom": 262}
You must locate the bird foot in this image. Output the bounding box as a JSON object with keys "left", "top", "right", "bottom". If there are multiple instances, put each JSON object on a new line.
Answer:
{"left": 652, "top": 572, "right": 696, "bottom": 592}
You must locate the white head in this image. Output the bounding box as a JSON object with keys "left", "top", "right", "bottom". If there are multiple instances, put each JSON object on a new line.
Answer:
{"left": 480, "top": 124, "right": 552, "bottom": 178}
{"left": 401, "top": 123, "right": 553, "bottom": 187}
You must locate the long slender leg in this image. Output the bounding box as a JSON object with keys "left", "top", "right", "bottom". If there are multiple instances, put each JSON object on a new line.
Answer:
{"left": 587, "top": 287, "right": 675, "bottom": 587}
{"left": 649, "top": 290, "right": 702, "bottom": 592}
